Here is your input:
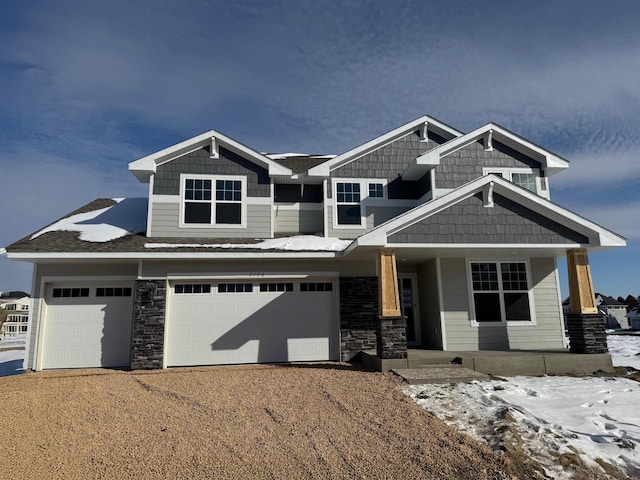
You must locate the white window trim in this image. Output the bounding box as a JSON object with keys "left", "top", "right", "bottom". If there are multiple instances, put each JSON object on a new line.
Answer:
{"left": 179, "top": 174, "right": 247, "bottom": 229}
{"left": 466, "top": 259, "right": 537, "bottom": 326}
{"left": 331, "top": 178, "right": 388, "bottom": 229}
{"left": 482, "top": 167, "right": 545, "bottom": 198}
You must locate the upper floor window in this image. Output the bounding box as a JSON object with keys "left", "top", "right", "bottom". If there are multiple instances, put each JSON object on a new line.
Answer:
{"left": 182, "top": 175, "right": 245, "bottom": 226}
{"left": 470, "top": 261, "right": 532, "bottom": 323}
{"left": 483, "top": 168, "right": 542, "bottom": 195}
{"left": 335, "top": 182, "right": 362, "bottom": 226}
{"left": 333, "top": 179, "right": 388, "bottom": 227}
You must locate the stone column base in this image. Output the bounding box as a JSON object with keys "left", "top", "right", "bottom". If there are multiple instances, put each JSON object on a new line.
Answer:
{"left": 376, "top": 315, "right": 407, "bottom": 360}
{"left": 566, "top": 313, "right": 608, "bottom": 354}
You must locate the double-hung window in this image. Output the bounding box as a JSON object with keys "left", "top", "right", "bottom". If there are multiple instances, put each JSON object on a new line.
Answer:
{"left": 470, "top": 262, "right": 532, "bottom": 323}
{"left": 183, "top": 176, "right": 244, "bottom": 226}
{"left": 335, "top": 182, "right": 362, "bottom": 226}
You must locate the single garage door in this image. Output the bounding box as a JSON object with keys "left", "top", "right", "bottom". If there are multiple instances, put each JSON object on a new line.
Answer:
{"left": 166, "top": 279, "right": 338, "bottom": 366}
{"left": 41, "top": 283, "right": 134, "bottom": 369}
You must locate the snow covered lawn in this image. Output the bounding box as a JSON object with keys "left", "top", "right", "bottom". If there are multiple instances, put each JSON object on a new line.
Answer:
{"left": 405, "top": 334, "right": 640, "bottom": 479}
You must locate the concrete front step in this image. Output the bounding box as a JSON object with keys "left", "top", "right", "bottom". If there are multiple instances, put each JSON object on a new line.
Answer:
{"left": 361, "top": 349, "right": 614, "bottom": 376}
{"left": 392, "top": 365, "right": 491, "bottom": 384}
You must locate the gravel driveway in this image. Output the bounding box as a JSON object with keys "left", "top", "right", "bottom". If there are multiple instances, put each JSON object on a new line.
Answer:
{"left": 1, "top": 363, "right": 528, "bottom": 479}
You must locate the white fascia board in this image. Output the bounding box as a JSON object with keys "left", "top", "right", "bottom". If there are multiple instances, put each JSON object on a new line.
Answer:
{"left": 0, "top": 248, "right": 6, "bottom": 255}
{"left": 412, "top": 123, "right": 569, "bottom": 177}
{"left": 128, "top": 130, "right": 292, "bottom": 183}
{"left": 307, "top": 115, "right": 462, "bottom": 178}
{"left": 7, "top": 251, "right": 341, "bottom": 261}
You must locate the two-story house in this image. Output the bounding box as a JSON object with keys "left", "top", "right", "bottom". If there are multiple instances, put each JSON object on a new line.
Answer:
{"left": 3, "top": 116, "right": 626, "bottom": 371}
{"left": 596, "top": 294, "right": 629, "bottom": 329}
{"left": 0, "top": 294, "right": 30, "bottom": 337}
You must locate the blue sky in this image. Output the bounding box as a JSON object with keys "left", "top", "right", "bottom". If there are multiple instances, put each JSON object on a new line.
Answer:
{"left": 0, "top": 0, "right": 639, "bottom": 299}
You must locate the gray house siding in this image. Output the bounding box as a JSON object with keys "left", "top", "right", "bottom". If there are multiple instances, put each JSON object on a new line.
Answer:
{"left": 329, "top": 131, "right": 447, "bottom": 199}
{"left": 439, "top": 257, "right": 565, "bottom": 351}
{"left": 416, "top": 260, "right": 443, "bottom": 349}
{"left": 435, "top": 140, "right": 542, "bottom": 190}
{"left": 327, "top": 204, "right": 411, "bottom": 239}
{"left": 153, "top": 146, "right": 270, "bottom": 197}
{"left": 388, "top": 193, "right": 589, "bottom": 244}
{"left": 274, "top": 206, "right": 323, "bottom": 234}
{"left": 150, "top": 202, "right": 271, "bottom": 238}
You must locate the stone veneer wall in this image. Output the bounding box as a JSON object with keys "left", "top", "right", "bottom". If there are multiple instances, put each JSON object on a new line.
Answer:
{"left": 376, "top": 316, "right": 408, "bottom": 360}
{"left": 131, "top": 280, "right": 166, "bottom": 369}
{"left": 339, "top": 277, "right": 378, "bottom": 361}
{"left": 566, "top": 314, "right": 608, "bottom": 354}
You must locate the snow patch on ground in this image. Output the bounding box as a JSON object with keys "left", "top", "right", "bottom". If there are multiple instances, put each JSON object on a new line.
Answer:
{"left": 31, "top": 198, "right": 147, "bottom": 242}
{"left": 406, "top": 376, "right": 640, "bottom": 479}
{"left": 145, "top": 235, "right": 352, "bottom": 252}
{"left": 608, "top": 333, "right": 640, "bottom": 370}
{"left": 0, "top": 348, "right": 25, "bottom": 376}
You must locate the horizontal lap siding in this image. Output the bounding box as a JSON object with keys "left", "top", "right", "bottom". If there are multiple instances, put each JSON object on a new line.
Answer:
{"left": 439, "top": 258, "right": 478, "bottom": 350}
{"left": 441, "top": 257, "right": 564, "bottom": 351}
{"left": 274, "top": 207, "right": 323, "bottom": 234}
{"left": 506, "top": 257, "right": 564, "bottom": 349}
{"left": 326, "top": 205, "right": 411, "bottom": 239}
{"left": 150, "top": 202, "right": 271, "bottom": 238}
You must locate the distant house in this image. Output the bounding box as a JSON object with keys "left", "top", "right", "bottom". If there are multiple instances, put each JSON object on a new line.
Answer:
{"left": 3, "top": 115, "right": 627, "bottom": 371}
{"left": 596, "top": 294, "right": 629, "bottom": 329}
{"left": 626, "top": 308, "right": 640, "bottom": 330}
{"left": 0, "top": 294, "right": 30, "bottom": 338}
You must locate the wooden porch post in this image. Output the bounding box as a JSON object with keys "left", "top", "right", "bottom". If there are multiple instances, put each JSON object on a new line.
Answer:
{"left": 566, "top": 248, "right": 597, "bottom": 314}
{"left": 378, "top": 249, "right": 401, "bottom": 317}
{"left": 375, "top": 249, "right": 408, "bottom": 368}
{"left": 565, "top": 248, "right": 608, "bottom": 354}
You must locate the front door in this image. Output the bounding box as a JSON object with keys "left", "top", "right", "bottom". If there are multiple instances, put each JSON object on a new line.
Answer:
{"left": 399, "top": 275, "right": 421, "bottom": 346}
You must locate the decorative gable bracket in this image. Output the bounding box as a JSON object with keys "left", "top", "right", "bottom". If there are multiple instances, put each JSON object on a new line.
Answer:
{"left": 209, "top": 137, "right": 219, "bottom": 159}
{"left": 483, "top": 181, "right": 495, "bottom": 207}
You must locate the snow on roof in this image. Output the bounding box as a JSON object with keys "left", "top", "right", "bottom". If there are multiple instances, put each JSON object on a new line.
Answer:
{"left": 145, "top": 235, "right": 352, "bottom": 252}
{"left": 31, "top": 198, "right": 148, "bottom": 243}
{"left": 263, "top": 153, "right": 336, "bottom": 160}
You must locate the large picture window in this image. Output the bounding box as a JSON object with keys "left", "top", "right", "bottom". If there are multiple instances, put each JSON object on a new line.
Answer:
{"left": 471, "top": 262, "right": 531, "bottom": 323}
{"left": 183, "top": 176, "right": 244, "bottom": 226}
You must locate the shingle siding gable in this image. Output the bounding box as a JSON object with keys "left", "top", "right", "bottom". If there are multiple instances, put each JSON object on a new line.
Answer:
{"left": 330, "top": 131, "right": 449, "bottom": 199}
{"left": 436, "top": 140, "right": 542, "bottom": 189}
{"left": 388, "top": 193, "right": 589, "bottom": 244}
{"left": 153, "top": 146, "right": 270, "bottom": 197}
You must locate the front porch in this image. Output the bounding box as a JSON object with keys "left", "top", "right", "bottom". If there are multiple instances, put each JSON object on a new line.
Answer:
{"left": 360, "top": 348, "right": 614, "bottom": 377}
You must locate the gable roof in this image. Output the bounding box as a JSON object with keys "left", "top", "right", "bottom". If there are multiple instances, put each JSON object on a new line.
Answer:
{"left": 402, "top": 123, "right": 570, "bottom": 181}
{"left": 307, "top": 116, "right": 463, "bottom": 177}
{"left": 129, "top": 130, "right": 293, "bottom": 182}
{"left": 348, "top": 174, "right": 626, "bottom": 252}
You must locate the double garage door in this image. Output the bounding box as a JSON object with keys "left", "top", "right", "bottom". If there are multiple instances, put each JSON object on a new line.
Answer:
{"left": 41, "top": 278, "right": 338, "bottom": 369}
{"left": 166, "top": 279, "right": 338, "bottom": 366}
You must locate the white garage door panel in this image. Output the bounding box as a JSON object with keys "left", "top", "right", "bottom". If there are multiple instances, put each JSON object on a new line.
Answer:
{"left": 167, "top": 281, "right": 337, "bottom": 366}
{"left": 42, "top": 285, "right": 133, "bottom": 369}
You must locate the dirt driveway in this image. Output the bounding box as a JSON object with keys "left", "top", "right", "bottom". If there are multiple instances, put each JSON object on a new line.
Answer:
{"left": 1, "top": 363, "right": 527, "bottom": 479}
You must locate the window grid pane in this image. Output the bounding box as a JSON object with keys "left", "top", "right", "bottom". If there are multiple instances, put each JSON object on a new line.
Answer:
{"left": 368, "top": 183, "right": 384, "bottom": 198}
{"left": 511, "top": 173, "right": 536, "bottom": 192}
